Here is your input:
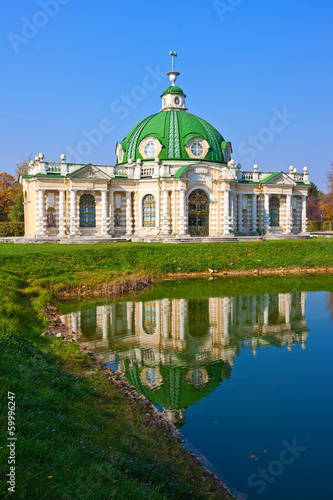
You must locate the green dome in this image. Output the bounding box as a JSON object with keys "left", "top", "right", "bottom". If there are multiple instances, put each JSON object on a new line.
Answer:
{"left": 162, "top": 85, "right": 185, "bottom": 96}
{"left": 117, "top": 110, "right": 228, "bottom": 164}
{"left": 123, "top": 360, "right": 231, "bottom": 427}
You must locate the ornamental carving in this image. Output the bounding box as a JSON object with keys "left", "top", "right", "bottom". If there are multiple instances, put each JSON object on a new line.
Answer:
{"left": 188, "top": 169, "right": 212, "bottom": 189}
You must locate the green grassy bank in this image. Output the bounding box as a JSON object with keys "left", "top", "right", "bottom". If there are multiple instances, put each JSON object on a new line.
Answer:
{"left": 1, "top": 239, "right": 333, "bottom": 499}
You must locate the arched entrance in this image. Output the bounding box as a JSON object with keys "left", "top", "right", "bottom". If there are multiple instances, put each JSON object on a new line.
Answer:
{"left": 79, "top": 194, "right": 96, "bottom": 227}
{"left": 269, "top": 196, "right": 280, "bottom": 227}
{"left": 188, "top": 189, "right": 209, "bottom": 236}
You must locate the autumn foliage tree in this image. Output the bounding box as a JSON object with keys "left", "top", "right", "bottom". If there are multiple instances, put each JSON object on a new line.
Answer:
{"left": 8, "top": 158, "right": 31, "bottom": 222}
{"left": 0, "top": 173, "right": 16, "bottom": 221}
{"left": 320, "top": 163, "right": 333, "bottom": 224}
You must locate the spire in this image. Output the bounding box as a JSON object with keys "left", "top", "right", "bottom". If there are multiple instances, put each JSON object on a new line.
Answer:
{"left": 167, "top": 50, "right": 180, "bottom": 86}
{"left": 161, "top": 52, "right": 187, "bottom": 111}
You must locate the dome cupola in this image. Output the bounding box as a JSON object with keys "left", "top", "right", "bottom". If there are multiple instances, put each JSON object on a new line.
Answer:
{"left": 115, "top": 52, "right": 232, "bottom": 165}
{"left": 161, "top": 51, "right": 187, "bottom": 111}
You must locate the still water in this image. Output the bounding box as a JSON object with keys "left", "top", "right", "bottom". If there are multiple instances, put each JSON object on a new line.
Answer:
{"left": 60, "top": 278, "right": 333, "bottom": 500}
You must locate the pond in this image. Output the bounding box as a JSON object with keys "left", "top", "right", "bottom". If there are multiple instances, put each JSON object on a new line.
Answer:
{"left": 59, "top": 276, "right": 333, "bottom": 500}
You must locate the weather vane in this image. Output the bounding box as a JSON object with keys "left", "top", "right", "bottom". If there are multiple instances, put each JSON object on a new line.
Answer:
{"left": 169, "top": 51, "right": 177, "bottom": 72}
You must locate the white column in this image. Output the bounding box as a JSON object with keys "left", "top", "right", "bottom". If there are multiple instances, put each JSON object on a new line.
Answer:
{"left": 102, "top": 306, "right": 109, "bottom": 341}
{"left": 71, "top": 312, "right": 78, "bottom": 334}
{"left": 126, "top": 192, "right": 132, "bottom": 234}
{"left": 178, "top": 299, "right": 186, "bottom": 341}
{"left": 301, "top": 195, "right": 307, "bottom": 233}
{"left": 285, "top": 294, "right": 291, "bottom": 325}
{"left": 162, "top": 189, "right": 169, "bottom": 235}
{"left": 70, "top": 190, "right": 77, "bottom": 236}
{"left": 58, "top": 190, "right": 66, "bottom": 236}
{"left": 263, "top": 294, "right": 269, "bottom": 326}
{"left": 301, "top": 291, "right": 306, "bottom": 317}
{"left": 223, "top": 189, "right": 230, "bottom": 235}
{"left": 127, "top": 302, "right": 133, "bottom": 334}
{"left": 222, "top": 297, "right": 229, "bottom": 337}
{"left": 285, "top": 194, "right": 292, "bottom": 233}
{"left": 230, "top": 192, "right": 236, "bottom": 232}
{"left": 264, "top": 194, "right": 270, "bottom": 234}
{"left": 101, "top": 190, "right": 109, "bottom": 236}
{"left": 179, "top": 188, "right": 186, "bottom": 235}
{"left": 109, "top": 191, "right": 114, "bottom": 235}
{"left": 162, "top": 299, "right": 170, "bottom": 340}
{"left": 38, "top": 189, "right": 46, "bottom": 235}
{"left": 251, "top": 296, "right": 257, "bottom": 325}
{"left": 252, "top": 194, "right": 257, "bottom": 233}
{"left": 237, "top": 194, "right": 243, "bottom": 233}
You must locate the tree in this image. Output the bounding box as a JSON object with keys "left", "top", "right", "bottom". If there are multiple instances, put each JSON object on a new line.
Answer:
{"left": 308, "top": 182, "right": 321, "bottom": 198}
{"left": 306, "top": 196, "right": 322, "bottom": 221}
{"left": 8, "top": 159, "right": 31, "bottom": 222}
{"left": 0, "top": 173, "right": 15, "bottom": 221}
{"left": 321, "top": 193, "right": 333, "bottom": 221}
{"left": 328, "top": 163, "right": 333, "bottom": 194}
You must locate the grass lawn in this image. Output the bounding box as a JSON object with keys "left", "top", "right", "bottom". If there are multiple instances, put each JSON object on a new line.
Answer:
{"left": 1, "top": 239, "right": 333, "bottom": 498}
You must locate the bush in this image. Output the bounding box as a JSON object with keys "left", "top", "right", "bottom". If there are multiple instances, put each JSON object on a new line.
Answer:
{"left": 307, "top": 220, "right": 333, "bottom": 231}
{"left": 0, "top": 222, "right": 24, "bottom": 237}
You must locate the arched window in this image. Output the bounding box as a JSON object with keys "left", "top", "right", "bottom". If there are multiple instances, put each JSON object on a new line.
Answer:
{"left": 79, "top": 194, "right": 96, "bottom": 227}
{"left": 142, "top": 194, "right": 156, "bottom": 227}
{"left": 269, "top": 196, "right": 280, "bottom": 226}
{"left": 143, "top": 302, "right": 157, "bottom": 335}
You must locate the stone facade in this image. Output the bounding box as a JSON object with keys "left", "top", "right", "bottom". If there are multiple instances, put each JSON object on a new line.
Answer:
{"left": 20, "top": 158, "right": 309, "bottom": 239}
{"left": 20, "top": 61, "right": 310, "bottom": 239}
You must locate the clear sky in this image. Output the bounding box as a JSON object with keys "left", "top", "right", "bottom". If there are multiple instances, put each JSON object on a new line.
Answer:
{"left": 1, "top": 0, "right": 332, "bottom": 191}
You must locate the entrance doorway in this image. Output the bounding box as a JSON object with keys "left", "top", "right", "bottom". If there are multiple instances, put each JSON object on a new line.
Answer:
{"left": 188, "top": 189, "right": 209, "bottom": 236}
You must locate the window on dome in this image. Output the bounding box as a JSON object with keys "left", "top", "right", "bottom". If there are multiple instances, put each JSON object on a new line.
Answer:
{"left": 143, "top": 142, "right": 157, "bottom": 159}
{"left": 190, "top": 142, "right": 204, "bottom": 157}
{"left": 142, "top": 194, "right": 156, "bottom": 227}
{"left": 118, "top": 146, "right": 123, "bottom": 162}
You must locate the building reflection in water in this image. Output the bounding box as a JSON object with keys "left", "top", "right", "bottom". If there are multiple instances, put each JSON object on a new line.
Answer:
{"left": 62, "top": 292, "right": 308, "bottom": 427}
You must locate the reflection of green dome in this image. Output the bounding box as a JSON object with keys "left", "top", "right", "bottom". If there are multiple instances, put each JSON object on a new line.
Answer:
{"left": 117, "top": 111, "right": 226, "bottom": 164}
{"left": 124, "top": 361, "right": 231, "bottom": 427}
{"left": 162, "top": 86, "right": 185, "bottom": 96}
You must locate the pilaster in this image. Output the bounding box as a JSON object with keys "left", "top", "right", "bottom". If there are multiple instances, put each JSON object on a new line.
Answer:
{"left": 58, "top": 190, "right": 66, "bottom": 236}
{"left": 237, "top": 194, "right": 243, "bottom": 233}
{"left": 126, "top": 192, "right": 132, "bottom": 235}
{"left": 264, "top": 194, "right": 270, "bottom": 234}
{"left": 38, "top": 189, "right": 46, "bottom": 236}
{"left": 223, "top": 189, "right": 230, "bottom": 235}
{"left": 162, "top": 189, "right": 170, "bottom": 235}
{"left": 301, "top": 195, "right": 307, "bottom": 233}
{"left": 252, "top": 194, "right": 257, "bottom": 233}
{"left": 70, "top": 189, "right": 78, "bottom": 236}
{"left": 285, "top": 194, "right": 292, "bottom": 234}
{"left": 101, "top": 190, "right": 109, "bottom": 236}
{"left": 179, "top": 188, "right": 186, "bottom": 235}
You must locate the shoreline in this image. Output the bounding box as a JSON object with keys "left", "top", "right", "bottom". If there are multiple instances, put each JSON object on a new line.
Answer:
{"left": 42, "top": 302, "right": 234, "bottom": 499}
{"left": 55, "top": 266, "right": 333, "bottom": 298}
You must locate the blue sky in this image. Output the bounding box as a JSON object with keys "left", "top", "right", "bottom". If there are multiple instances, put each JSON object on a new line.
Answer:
{"left": 1, "top": 0, "right": 332, "bottom": 191}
